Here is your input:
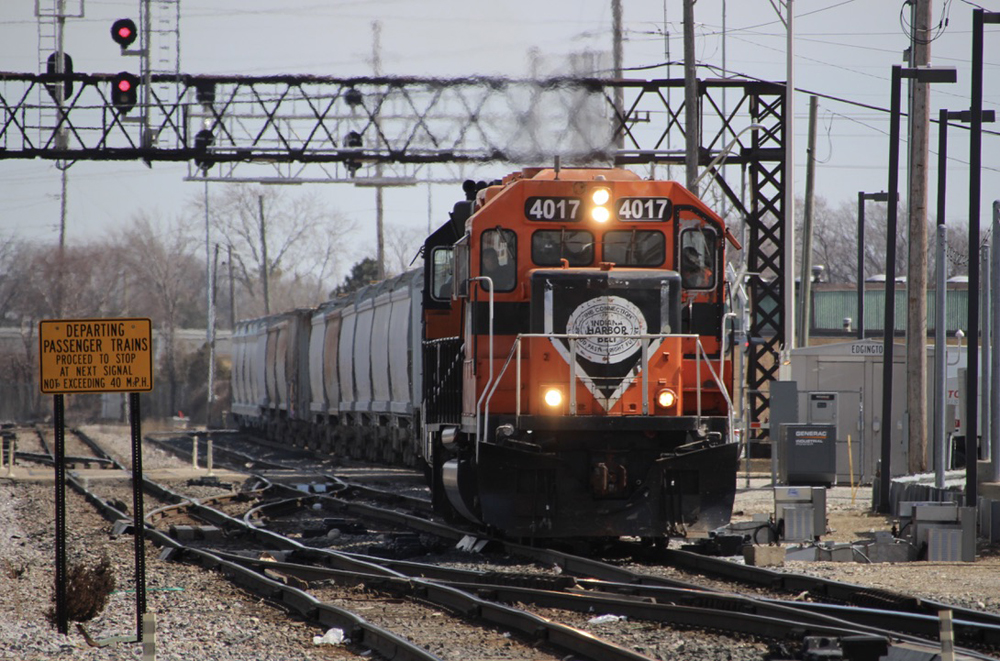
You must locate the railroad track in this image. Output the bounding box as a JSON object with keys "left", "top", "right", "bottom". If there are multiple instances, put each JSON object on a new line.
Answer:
{"left": 141, "top": 429, "right": 1000, "bottom": 660}
{"left": 16, "top": 426, "right": 995, "bottom": 660}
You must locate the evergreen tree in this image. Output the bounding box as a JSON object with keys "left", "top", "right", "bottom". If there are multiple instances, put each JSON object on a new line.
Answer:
{"left": 334, "top": 257, "right": 380, "bottom": 296}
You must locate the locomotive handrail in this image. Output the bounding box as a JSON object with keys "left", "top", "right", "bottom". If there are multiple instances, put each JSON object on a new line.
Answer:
{"left": 694, "top": 338, "right": 736, "bottom": 447}
{"left": 480, "top": 333, "right": 735, "bottom": 450}
{"left": 470, "top": 276, "right": 494, "bottom": 463}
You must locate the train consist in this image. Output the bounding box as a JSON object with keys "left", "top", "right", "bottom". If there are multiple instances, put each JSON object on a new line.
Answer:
{"left": 231, "top": 166, "right": 741, "bottom": 540}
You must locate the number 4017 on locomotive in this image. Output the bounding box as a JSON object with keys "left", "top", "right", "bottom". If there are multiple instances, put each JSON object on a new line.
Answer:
{"left": 231, "top": 166, "right": 743, "bottom": 542}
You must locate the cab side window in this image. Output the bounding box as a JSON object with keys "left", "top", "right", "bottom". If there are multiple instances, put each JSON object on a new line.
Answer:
{"left": 431, "top": 247, "right": 454, "bottom": 300}
{"left": 679, "top": 228, "right": 716, "bottom": 289}
{"left": 480, "top": 229, "right": 517, "bottom": 292}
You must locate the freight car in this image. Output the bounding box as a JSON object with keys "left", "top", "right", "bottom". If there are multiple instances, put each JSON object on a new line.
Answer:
{"left": 231, "top": 166, "right": 742, "bottom": 541}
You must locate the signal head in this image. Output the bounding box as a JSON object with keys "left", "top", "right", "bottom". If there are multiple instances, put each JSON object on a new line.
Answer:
{"left": 111, "top": 19, "right": 138, "bottom": 49}
{"left": 110, "top": 72, "right": 140, "bottom": 113}
{"left": 194, "top": 129, "right": 216, "bottom": 171}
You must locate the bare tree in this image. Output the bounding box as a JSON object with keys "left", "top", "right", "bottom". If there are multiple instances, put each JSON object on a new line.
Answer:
{"left": 115, "top": 212, "right": 203, "bottom": 416}
{"left": 384, "top": 224, "right": 424, "bottom": 277}
{"left": 0, "top": 235, "right": 22, "bottom": 322}
{"left": 939, "top": 222, "right": 970, "bottom": 279}
{"left": 792, "top": 195, "right": 909, "bottom": 285}
{"left": 197, "top": 184, "right": 356, "bottom": 316}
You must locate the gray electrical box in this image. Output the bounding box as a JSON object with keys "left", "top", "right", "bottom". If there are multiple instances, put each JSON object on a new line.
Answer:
{"left": 774, "top": 486, "right": 827, "bottom": 542}
{"left": 901, "top": 502, "right": 976, "bottom": 562}
{"left": 779, "top": 423, "right": 837, "bottom": 486}
{"left": 807, "top": 392, "right": 838, "bottom": 427}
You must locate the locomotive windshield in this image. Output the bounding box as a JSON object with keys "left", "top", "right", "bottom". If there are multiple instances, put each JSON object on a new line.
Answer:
{"left": 602, "top": 230, "right": 665, "bottom": 267}
{"left": 531, "top": 229, "right": 594, "bottom": 267}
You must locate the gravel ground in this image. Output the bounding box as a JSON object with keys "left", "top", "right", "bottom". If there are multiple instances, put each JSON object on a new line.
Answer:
{"left": 730, "top": 478, "right": 1000, "bottom": 614}
{"left": 5, "top": 425, "right": 1000, "bottom": 661}
{"left": 0, "top": 426, "right": 367, "bottom": 661}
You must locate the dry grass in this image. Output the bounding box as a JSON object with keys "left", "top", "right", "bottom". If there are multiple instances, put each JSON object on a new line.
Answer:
{"left": 46, "top": 557, "right": 116, "bottom": 624}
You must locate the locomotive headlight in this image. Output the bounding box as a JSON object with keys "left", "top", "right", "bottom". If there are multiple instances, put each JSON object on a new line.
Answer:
{"left": 543, "top": 387, "right": 564, "bottom": 408}
{"left": 656, "top": 388, "right": 677, "bottom": 409}
{"left": 590, "top": 187, "right": 611, "bottom": 223}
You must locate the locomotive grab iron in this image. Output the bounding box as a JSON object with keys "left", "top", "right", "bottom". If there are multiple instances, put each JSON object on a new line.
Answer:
{"left": 231, "top": 166, "right": 742, "bottom": 540}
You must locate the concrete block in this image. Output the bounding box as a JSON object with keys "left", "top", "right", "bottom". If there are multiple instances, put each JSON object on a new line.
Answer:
{"left": 743, "top": 545, "right": 785, "bottom": 567}
{"left": 785, "top": 545, "right": 818, "bottom": 561}
{"left": 865, "top": 540, "right": 912, "bottom": 563}
{"left": 197, "top": 526, "right": 224, "bottom": 541}
{"left": 169, "top": 525, "right": 197, "bottom": 541}
{"left": 817, "top": 544, "right": 855, "bottom": 562}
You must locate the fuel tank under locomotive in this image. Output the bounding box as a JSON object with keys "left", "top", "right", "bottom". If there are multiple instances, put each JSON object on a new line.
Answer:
{"left": 445, "top": 267, "right": 738, "bottom": 539}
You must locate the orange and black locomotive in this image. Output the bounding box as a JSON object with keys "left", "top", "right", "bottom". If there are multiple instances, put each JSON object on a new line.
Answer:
{"left": 421, "top": 166, "right": 740, "bottom": 539}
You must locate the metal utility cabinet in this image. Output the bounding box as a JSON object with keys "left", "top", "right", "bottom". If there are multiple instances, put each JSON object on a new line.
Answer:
{"left": 774, "top": 486, "right": 827, "bottom": 542}
{"left": 778, "top": 423, "right": 837, "bottom": 486}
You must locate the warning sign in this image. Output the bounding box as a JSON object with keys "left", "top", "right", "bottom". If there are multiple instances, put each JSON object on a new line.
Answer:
{"left": 39, "top": 318, "right": 153, "bottom": 394}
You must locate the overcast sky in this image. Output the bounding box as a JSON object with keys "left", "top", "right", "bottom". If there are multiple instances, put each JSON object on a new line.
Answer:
{"left": 1, "top": 1, "right": 999, "bottom": 280}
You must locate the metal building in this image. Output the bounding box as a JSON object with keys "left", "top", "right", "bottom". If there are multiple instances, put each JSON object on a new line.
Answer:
{"left": 788, "top": 339, "right": 970, "bottom": 485}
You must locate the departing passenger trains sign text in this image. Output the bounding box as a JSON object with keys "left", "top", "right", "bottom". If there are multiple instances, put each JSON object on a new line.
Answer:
{"left": 39, "top": 318, "right": 153, "bottom": 394}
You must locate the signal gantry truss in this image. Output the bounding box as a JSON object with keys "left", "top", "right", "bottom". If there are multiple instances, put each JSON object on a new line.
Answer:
{"left": 0, "top": 71, "right": 786, "bottom": 434}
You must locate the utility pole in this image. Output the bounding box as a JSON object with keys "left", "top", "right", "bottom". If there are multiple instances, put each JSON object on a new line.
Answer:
{"left": 612, "top": 0, "right": 624, "bottom": 150}
{"left": 228, "top": 244, "right": 236, "bottom": 330}
{"left": 683, "top": 0, "right": 699, "bottom": 194}
{"left": 785, "top": 0, "right": 796, "bottom": 354}
{"left": 258, "top": 195, "right": 270, "bottom": 315}
{"left": 55, "top": 0, "right": 68, "bottom": 317}
{"left": 797, "top": 95, "right": 818, "bottom": 348}
{"left": 208, "top": 243, "right": 219, "bottom": 427}
{"left": 205, "top": 180, "right": 215, "bottom": 427}
{"left": 372, "top": 21, "right": 385, "bottom": 280}
{"left": 907, "top": 0, "right": 932, "bottom": 473}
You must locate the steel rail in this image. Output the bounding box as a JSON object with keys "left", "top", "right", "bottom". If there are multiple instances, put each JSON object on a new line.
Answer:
{"left": 136, "top": 431, "right": 1000, "bottom": 653}
{"left": 146, "top": 431, "right": 432, "bottom": 511}
{"left": 658, "top": 547, "right": 1000, "bottom": 631}
{"left": 170, "top": 439, "right": 1000, "bottom": 643}
{"left": 59, "top": 441, "right": 445, "bottom": 661}
{"left": 133, "top": 490, "right": 659, "bottom": 659}
{"left": 206, "top": 549, "right": 997, "bottom": 660}
{"left": 65, "top": 428, "right": 994, "bottom": 660}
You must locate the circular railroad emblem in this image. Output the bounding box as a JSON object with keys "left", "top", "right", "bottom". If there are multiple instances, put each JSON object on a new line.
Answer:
{"left": 566, "top": 296, "right": 647, "bottom": 364}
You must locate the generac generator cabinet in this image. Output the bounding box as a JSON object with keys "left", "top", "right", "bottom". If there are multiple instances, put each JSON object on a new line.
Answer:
{"left": 778, "top": 423, "right": 837, "bottom": 486}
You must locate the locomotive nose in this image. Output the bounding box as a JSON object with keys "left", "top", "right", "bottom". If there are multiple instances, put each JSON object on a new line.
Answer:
{"left": 527, "top": 268, "right": 682, "bottom": 408}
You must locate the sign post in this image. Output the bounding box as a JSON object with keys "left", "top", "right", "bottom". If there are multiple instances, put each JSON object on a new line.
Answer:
{"left": 53, "top": 394, "right": 67, "bottom": 634}
{"left": 39, "top": 318, "right": 153, "bottom": 640}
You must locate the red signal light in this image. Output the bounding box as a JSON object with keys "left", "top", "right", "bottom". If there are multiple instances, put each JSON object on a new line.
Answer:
{"left": 110, "top": 72, "right": 140, "bottom": 112}
{"left": 111, "top": 19, "right": 138, "bottom": 49}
